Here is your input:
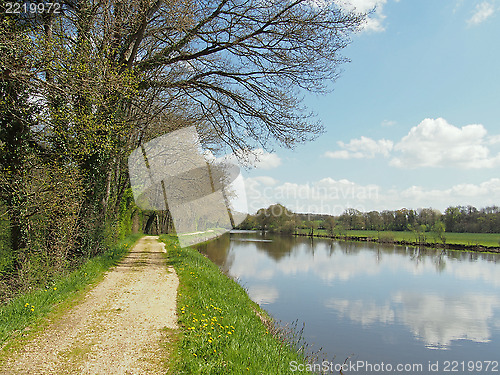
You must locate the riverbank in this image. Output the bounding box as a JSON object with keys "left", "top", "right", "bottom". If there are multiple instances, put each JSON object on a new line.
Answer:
{"left": 160, "top": 234, "right": 314, "bottom": 374}
{"left": 295, "top": 230, "right": 500, "bottom": 253}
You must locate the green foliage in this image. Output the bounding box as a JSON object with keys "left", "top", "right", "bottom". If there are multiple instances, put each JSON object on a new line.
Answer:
{"left": 432, "top": 221, "right": 446, "bottom": 245}
{"left": 238, "top": 204, "right": 297, "bottom": 234}
{"left": 161, "top": 235, "right": 313, "bottom": 375}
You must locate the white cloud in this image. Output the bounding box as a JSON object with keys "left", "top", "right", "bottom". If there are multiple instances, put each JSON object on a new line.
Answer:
{"left": 233, "top": 148, "right": 282, "bottom": 170}
{"left": 245, "top": 175, "right": 500, "bottom": 214}
{"left": 381, "top": 119, "right": 397, "bottom": 127}
{"left": 325, "top": 136, "right": 393, "bottom": 159}
{"left": 249, "top": 176, "right": 279, "bottom": 186}
{"left": 245, "top": 176, "right": 380, "bottom": 214}
{"left": 382, "top": 178, "right": 500, "bottom": 211}
{"left": 467, "top": 2, "right": 495, "bottom": 26}
{"left": 394, "top": 292, "right": 500, "bottom": 349}
{"left": 336, "top": 0, "right": 388, "bottom": 32}
{"left": 325, "top": 293, "right": 500, "bottom": 349}
{"left": 326, "top": 299, "right": 396, "bottom": 325}
{"left": 247, "top": 285, "right": 279, "bottom": 305}
{"left": 325, "top": 118, "right": 500, "bottom": 169}
{"left": 390, "top": 118, "right": 500, "bottom": 169}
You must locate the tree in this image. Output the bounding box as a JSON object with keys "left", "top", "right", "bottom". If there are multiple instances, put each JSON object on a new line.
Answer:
{"left": 431, "top": 221, "right": 446, "bottom": 245}
{"left": 9, "top": 0, "right": 366, "bottom": 248}
{"left": 340, "top": 208, "right": 364, "bottom": 230}
{"left": 0, "top": 9, "right": 39, "bottom": 260}
{"left": 324, "top": 216, "right": 336, "bottom": 235}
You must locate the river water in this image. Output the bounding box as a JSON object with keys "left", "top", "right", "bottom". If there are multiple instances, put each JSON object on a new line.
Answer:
{"left": 197, "top": 231, "right": 500, "bottom": 374}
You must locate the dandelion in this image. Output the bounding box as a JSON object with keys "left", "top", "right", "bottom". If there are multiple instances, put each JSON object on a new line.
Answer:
{"left": 25, "top": 303, "right": 29, "bottom": 307}
{"left": 53, "top": 287, "right": 57, "bottom": 291}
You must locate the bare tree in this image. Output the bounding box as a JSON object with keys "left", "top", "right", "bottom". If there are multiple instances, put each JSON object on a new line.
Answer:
{"left": 20, "top": 0, "right": 366, "bottom": 151}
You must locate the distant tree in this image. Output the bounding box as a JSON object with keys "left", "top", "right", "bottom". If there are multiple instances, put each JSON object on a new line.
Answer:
{"left": 381, "top": 210, "right": 395, "bottom": 231}
{"left": 306, "top": 220, "right": 317, "bottom": 236}
{"left": 324, "top": 216, "right": 336, "bottom": 235}
{"left": 340, "top": 208, "right": 364, "bottom": 230}
{"left": 444, "top": 206, "right": 461, "bottom": 233}
{"left": 431, "top": 221, "right": 446, "bottom": 245}
{"left": 417, "top": 208, "right": 441, "bottom": 228}
{"left": 408, "top": 224, "right": 428, "bottom": 244}
{"left": 364, "top": 211, "right": 383, "bottom": 231}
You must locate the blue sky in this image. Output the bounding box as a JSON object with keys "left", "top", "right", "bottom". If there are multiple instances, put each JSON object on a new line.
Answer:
{"left": 241, "top": 0, "right": 500, "bottom": 215}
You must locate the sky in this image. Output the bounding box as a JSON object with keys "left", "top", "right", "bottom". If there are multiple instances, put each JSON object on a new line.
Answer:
{"left": 240, "top": 0, "right": 500, "bottom": 215}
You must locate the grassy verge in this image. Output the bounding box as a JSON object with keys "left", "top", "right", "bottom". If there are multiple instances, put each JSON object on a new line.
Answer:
{"left": 0, "top": 234, "right": 142, "bottom": 350}
{"left": 298, "top": 229, "right": 500, "bottom": 248}
{"left": 160, "top": 234, "right": 314, "bottom": 375}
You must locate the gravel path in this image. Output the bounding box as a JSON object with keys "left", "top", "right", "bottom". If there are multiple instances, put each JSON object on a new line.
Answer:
{"left": 2, "top": 236, "right": 178, "bottom": 375}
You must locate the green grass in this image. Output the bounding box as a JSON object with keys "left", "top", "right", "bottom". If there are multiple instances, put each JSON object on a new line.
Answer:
{"left": 160, "top": 234, "right": 314, "bottom": 375}
{"left": 0, "top": 234, "right": 142, "bottom": 349}
{"left": 298, "top": 229, "right": 500, "bottom": 248}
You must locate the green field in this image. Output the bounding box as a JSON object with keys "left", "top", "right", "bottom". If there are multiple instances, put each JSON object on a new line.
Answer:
{"left": 299, "top": 229, "right": 500, "bottom": 248}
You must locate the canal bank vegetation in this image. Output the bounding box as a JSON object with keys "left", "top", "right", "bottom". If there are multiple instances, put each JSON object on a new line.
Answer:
{"left": 237, "top": 204, "right": 500, "bottom": 251}
{"left": 160, "top": 234, "right": 315, "bottom": 375}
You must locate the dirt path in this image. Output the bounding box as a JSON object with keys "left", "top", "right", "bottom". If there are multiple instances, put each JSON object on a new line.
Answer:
{"left": 1, "top": 236, "right": 178, "bottom": 375}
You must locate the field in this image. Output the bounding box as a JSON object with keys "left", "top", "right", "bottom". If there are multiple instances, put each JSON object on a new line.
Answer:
{"left": 299, "top": 229, "right": 500, "bottom": 248}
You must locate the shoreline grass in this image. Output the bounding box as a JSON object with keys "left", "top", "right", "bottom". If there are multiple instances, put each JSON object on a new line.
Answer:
{"left": 0, "top": 234, "right": 142, "bottom": 353}
{"left": 297, "top": 229, "right": 500, "bottom": 249}
{"left": 160, "top": 234, "right": 314, "bottom": 375}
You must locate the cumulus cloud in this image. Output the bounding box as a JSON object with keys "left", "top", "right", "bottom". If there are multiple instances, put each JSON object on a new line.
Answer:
{"left": 467, "top": 2, "right": 495, "bottom": 26}
{"left": 247, "top": 285, "right": 279, "bottom": 305}
{"left": 233, "top": 148, "right": 282, "bottom": 170}
{"left": 381, "top": 119, "right": 397, "bottom": 127}
{"left": 327, "top": 118, "right": 500, "bottom": 169}
{"left": 325, "top": 293, "right": 500, "bottom": 349}
{"left": 245, "top": 176, "right": 381, "bottom": 214}
{"left": 245, "top": 176, "right": 500, "bottom": 214}
{"left": 336, "top": 0, "right": 388, "bottom": 32}
{"left": 324, "top": 136, "right": 394, "bottom": 159}
{"left": 390, "top": 118, "right": 500, "bottom": 169}
{"left": 394, "top": 293, "right": 500, "bottom": 348}
{"left": 381, "top": 178, "right": 500, "bottom": 211}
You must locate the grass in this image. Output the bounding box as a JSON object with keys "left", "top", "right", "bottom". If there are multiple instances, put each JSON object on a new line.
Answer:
{"left": 160, "top": 234, "right": 315, "bottom": 375}
{"left": 0, "top": 233, "right": 142, "bottom": 351}
{"left": 298, "top": 229, "right": 500, "bottom": 248}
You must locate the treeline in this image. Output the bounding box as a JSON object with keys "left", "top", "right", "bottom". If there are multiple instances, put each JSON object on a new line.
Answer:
{"left": 0, "top": 1, "right": 363, "bottom": 301}
{"left": 238, "top": 204, "right": 500, "bottom": 234}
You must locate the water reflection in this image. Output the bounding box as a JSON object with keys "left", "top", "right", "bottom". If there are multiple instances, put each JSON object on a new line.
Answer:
{"left": 325, "top": 293, "right": 500, "bottom": 349}
{"left": 197, "top": 232, "right": 500, "bottom": 360}
{"left": 393, "top": 293, "right": 500, "bottom": 349}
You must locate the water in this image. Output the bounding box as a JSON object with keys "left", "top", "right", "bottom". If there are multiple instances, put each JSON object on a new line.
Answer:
{"left": 198, "top": 231, "right": 500, "bottom": 374}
